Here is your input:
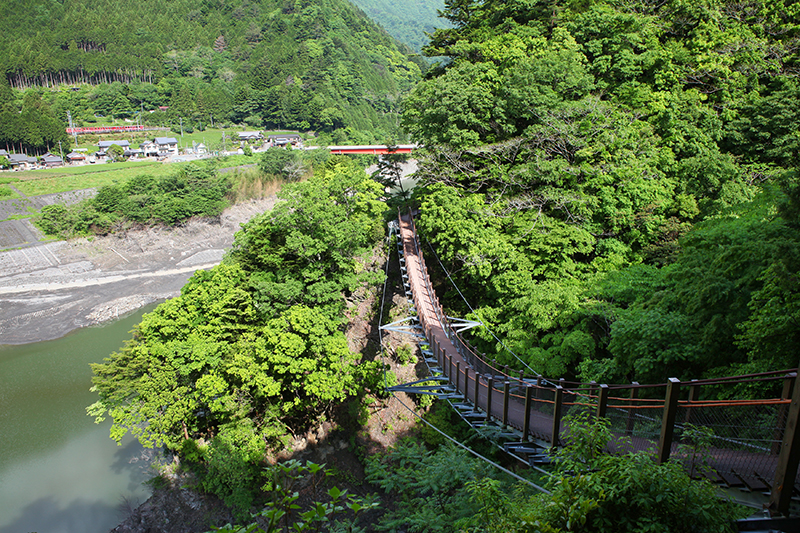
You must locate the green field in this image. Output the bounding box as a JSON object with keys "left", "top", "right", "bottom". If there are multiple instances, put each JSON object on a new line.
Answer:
{"left": 10, "top": 154, "right": 261, "bottom": 196}
{"left": 13, "top": 161, "right": 168, "bottom": 195}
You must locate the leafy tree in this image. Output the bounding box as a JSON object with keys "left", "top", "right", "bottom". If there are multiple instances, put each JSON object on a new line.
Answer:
{"left": 365, "top": 439, "right": 492, "bottom": 531}
{"left": 258, "top": 149, "right": 299, "bottom": 178}
{"left": 89, "top": 157, "right": 388, "bottom": 512}
{"left": 530, "top": 412, "right": 747, "bottom": 533}
{"left": 213, "top": 460, "right": 379, "bottom": 531}
{"left": 106, "top": 143, "right": 124, "bottom": 162}
{"left": 232, "top": 157, "right": 387, "bottom": 320}
{"left": 400, "top": 0, "right": 800, "bottom": 388}
{"left": 371, "top": 143, "right": 410, "bottom": 200}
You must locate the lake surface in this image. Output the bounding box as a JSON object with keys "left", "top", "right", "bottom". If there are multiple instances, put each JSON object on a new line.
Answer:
{"left": 0, "top": 307, "right": 158, "bottom": 533}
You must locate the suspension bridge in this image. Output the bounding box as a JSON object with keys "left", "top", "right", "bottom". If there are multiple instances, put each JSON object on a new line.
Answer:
{"left": 381, "top": 211, "right": 800, "bottom": 519}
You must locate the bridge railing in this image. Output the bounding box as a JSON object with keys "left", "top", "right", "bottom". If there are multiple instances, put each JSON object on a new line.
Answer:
{"left": 400, "top": 211, "right": 800, "bottom": 512}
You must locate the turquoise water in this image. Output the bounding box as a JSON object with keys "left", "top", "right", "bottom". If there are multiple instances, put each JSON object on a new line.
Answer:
{"left": 0, "top": 307, "right": 158, "bottom": 533}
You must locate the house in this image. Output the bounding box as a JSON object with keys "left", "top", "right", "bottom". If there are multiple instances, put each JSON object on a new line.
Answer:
{"left": 238, "top": 131, "right": 263, "bottom": 144}
{"left": 267, "top": 134, "right": 302, "bottom": 147}
{"left": 0, "top": 149, "right": 8, "bottom": 157}
{"left": 154, "top": 137, "right": 179, "bottom": 156}
{"left": 139, "top": 140, "right": 159, "bottom": 157}
{"left": 65, "top": 151, "right": 86, "bottom": 163}
{"left": 8, "top": 153, "right": 37, "bottom": 170}
{"left": 98, "top": 140, "right": 131, "bottom": 150}
{"left": 41, "top": 153, "right": 64, "bottom": 168}
{"left": 124, "top": 148, "right": 145, "bottom": 159}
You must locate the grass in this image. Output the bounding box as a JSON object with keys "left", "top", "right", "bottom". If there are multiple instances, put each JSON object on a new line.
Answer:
{"left": 0, "top": 185, "right": 23, "bottom": 200}
{"left": 4, "top": 212, "right": 36, "bottom": 220}
{"left": 13, "top": 161, "right": 168, "bottom": 195}
{"left": 10, "top": 153, "right": 264, "bottom": 197}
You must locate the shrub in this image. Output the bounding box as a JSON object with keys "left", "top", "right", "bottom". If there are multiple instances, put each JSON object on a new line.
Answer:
{"left": 530, "top": 412, "right": 749, "bottom": 533}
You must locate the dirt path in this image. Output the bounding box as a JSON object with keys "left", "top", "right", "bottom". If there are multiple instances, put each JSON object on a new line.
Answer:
{"left": 0, "top": 197, "right": 278, "bottom": 345}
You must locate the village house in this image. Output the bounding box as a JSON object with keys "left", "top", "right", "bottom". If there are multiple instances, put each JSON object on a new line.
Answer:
{"left": 139, "top": 140, "right": 159, "bottom": 157}
{"left": 97, "top": 140, "right": 131, "bottom": 151}
{"left": 267, "top": 134, "right": 302, "bottom": 148}
{"left": 238, "top": 131, "right": 263, "bottom": 144}
{"left": 7, "top": 153, "right": 37, "bottom": 170}
{"left": 41, "top": 153, "right": 64, "bottom": 168}
{"left": 154, "top": 137, "right": 179, "bottom": 156}
{"left": 65, "top": 151, "right": 86, "bottom": 164}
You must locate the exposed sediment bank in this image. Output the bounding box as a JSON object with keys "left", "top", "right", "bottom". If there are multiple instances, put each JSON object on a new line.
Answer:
{"left": 0, "top": 197, "right": 277, "bottom": 345}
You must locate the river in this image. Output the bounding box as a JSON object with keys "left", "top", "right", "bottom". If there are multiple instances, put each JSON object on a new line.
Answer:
{"left": 0, "top": 307, "right": 157, "bottom": 533}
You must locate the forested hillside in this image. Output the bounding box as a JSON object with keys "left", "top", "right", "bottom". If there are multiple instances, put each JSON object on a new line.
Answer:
{"left": 0, "top": 0, "right": 423, "bottom": 154}
{"left": 350, "top": 0, "right": 448, "bottom": 53}
{"left": 405, "top": 0, "right": 800, "bottom": 387}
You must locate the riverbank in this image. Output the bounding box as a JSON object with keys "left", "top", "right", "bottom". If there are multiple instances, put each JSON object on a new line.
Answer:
{"left": 0, "top": 196, "right": 277, "bottom": 345}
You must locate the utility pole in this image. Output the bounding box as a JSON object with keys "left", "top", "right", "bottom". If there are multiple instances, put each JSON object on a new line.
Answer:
{"left": 180, "top": 117, "right": 184, "bottom": 139}
{"left": 67, "top": 110, "right": 78, "bottom": 145}
{"left": 58, "top": 140, "right": 64, "bottom": 160}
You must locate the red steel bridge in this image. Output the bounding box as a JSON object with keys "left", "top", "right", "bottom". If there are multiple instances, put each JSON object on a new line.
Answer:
{"left": 384, "top": 211, "right": 800, "bottom": 517}
{"left": 328, "top": 144, "right": 418, "bottom": 155}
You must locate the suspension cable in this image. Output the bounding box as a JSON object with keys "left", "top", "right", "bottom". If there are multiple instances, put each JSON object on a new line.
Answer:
{"left": 378, "top": 221, "right": 550, "bottom": 494}
{"left": 423, "top": 237, "right": 541, "bottom": 377}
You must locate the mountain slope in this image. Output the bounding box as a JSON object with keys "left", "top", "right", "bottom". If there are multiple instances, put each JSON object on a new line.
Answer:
{"left": 0, "top": 0, "right": 423, "bottom": 140}
{"left": 349, "top": 0, "right": 449, "bottom": 53}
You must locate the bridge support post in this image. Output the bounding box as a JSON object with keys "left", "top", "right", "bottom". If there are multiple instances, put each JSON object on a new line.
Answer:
{"left": 658, "top": 378, "right": 681, "bottom": 464}
{"left": 625, "top": 383, "right": 639, "bottom": 437}
{"left": 596, "top": 384, "right": 609, "bottom": 419}
{"left": 770, "top": 372, "right": 800, "bottom": 516}
{"left": 473, "top": 371, "right": 480, "bottom": 413}
{"left": 773, "top": 373, "right": 796, "bottom": 455}
{"left": 503, "top": 381, "right": 510, "bottom": 428}
{"left": 455, "top": 362, "right": 461, "bottom": 395}
{"left": 551, "top": 385, "right": 564, "bottom": 449}
{"left": 523, "top": 385, "right": 533, "bottom": 441}
{"left": 684, "top": 380, "right": 700, "bottom": 425}
{"left": 486, "top": 378, "right": 494, "bottom": 423}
